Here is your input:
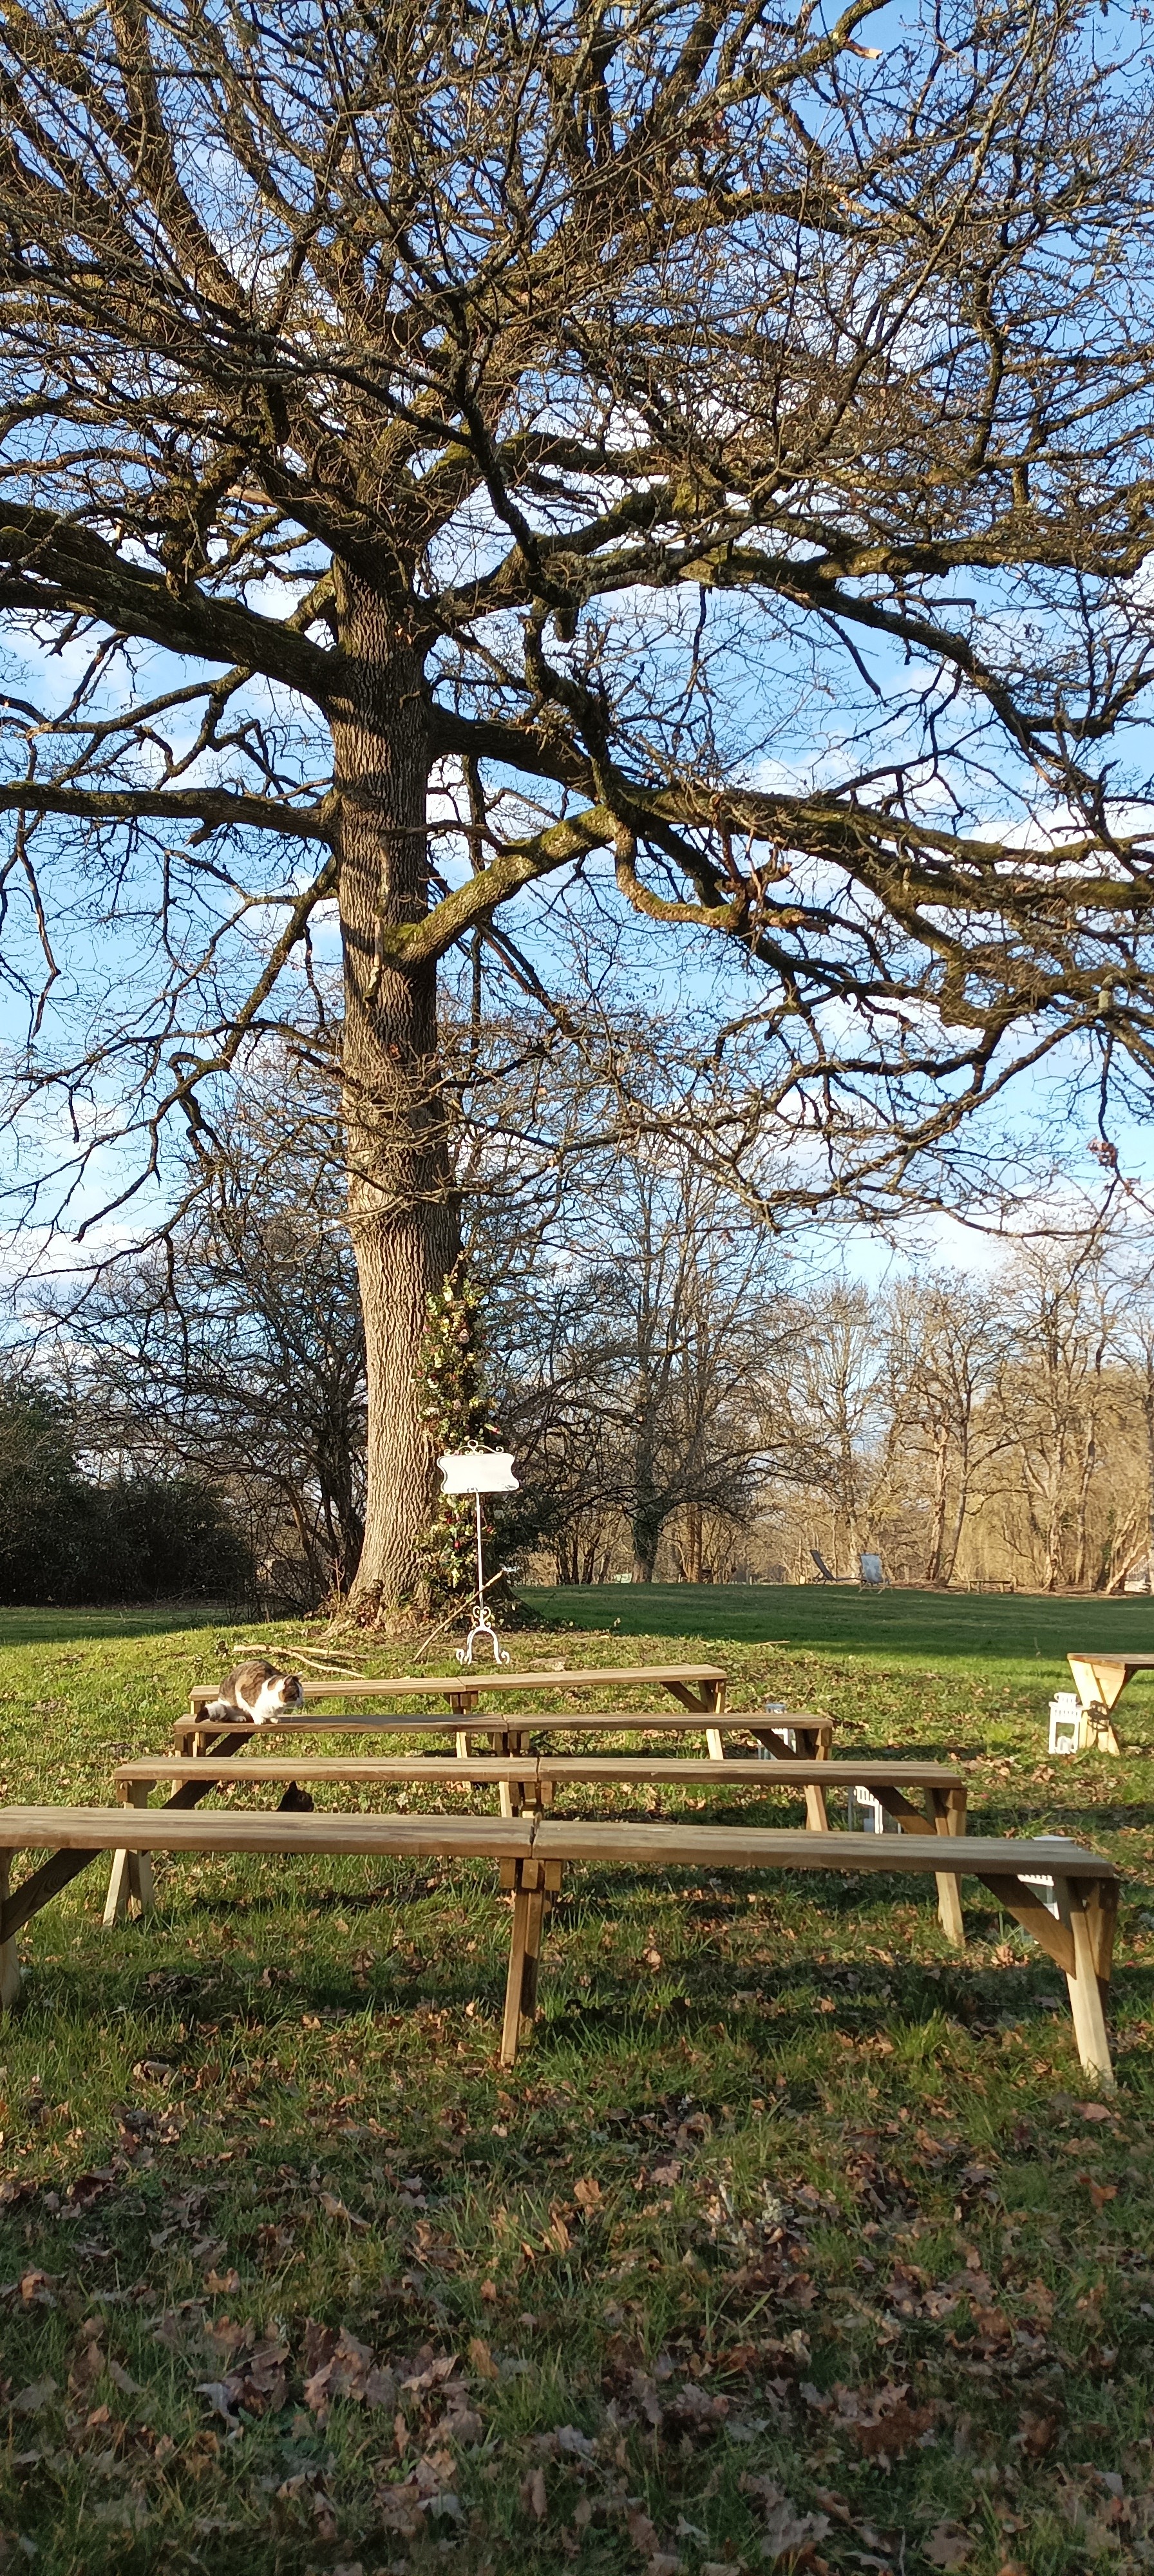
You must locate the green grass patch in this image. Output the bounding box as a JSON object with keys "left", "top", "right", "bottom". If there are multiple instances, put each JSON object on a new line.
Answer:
{"left": 0, "top": 1604, "right": 1152, "bottom": 2573}
{"left": 522, "top": 1578, "right": 1154, "bottom": 1680}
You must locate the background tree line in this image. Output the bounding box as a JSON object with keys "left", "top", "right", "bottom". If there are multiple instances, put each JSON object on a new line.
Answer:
{"left": 19, "top": 1040, "right": 1154, "bottom": 1606}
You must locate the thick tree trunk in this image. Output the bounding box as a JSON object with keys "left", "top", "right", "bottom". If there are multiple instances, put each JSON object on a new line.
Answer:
{"left": 332, "top": 574, "right": 458, "bottom": 1613}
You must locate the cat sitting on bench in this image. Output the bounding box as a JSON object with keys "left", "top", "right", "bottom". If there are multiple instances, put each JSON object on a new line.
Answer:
{"left": 205, "top": 1660, "right": 313, "bottom": 1812}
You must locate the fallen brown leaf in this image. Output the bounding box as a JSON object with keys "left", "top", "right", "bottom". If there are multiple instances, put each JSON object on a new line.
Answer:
{"left": 10, "top": 2377, "right": 56, "bottom": 2415}
{"left": 1017, "top": 2409, "right": 1058, "bottom": 2458}
{"left": 923, "top": 2524, "right": 972, "bottom": 2569}
{"left": 627, "top": 2507, "right": 660, "bottom": 2555}
{"left": 468, "top": 2335, "right": 498, "bottom": 2380}
{"left": 762, "top": 2499, "right": 832, "bottom": 2564}
{"left": 521, "top": 2465, "right": 547, "bottom": 2521}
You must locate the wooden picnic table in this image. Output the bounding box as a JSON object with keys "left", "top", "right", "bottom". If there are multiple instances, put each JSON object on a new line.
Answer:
{"left": 184, "top": 1662, "right": 728, "bottom": 1725}
{"left": 1066, "top": 1649, "right": 1154, "bottom": 1754}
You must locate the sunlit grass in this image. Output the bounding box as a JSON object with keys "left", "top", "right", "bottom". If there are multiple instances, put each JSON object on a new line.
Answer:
{"left": 0, "top": 1605, "right": 1151, "bottom": 2572}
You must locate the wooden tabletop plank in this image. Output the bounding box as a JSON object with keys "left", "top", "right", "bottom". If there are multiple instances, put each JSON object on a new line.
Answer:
{"left": 188, "top": 1663, "right": 728, "bottom": 1710}
{"left": 531, "top": 1822, "right": 1114, "bottom": 1877}
{"left": 0, "top": 1806, "right": 534, "bottom": 1857}
{"left": 1066, "top": 1651, "right": 1154, "bottom": 1671}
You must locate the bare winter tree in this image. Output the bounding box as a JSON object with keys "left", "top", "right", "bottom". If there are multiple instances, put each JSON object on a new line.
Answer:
{"left": 489, "top": 1148, "right": 789, "bottom": 1580}
{"left": 885, "top": 1273, "right": 1008, "bottom": 1585}
{"left": 52, "top": 1063, "right": 367, "bottom": 1597}
{"left": 3, "top": 0, "right": 1154, "bottom": 1606}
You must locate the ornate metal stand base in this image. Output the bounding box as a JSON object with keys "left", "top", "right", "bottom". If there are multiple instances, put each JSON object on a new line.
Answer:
{"left": 456, "top": 1621, "right": 511, "bottom": 1668}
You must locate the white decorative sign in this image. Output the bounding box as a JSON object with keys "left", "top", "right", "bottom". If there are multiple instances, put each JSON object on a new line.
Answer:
{"left": 439, "top": 1451, "right": 519, "bottom": 1496}
{"left": 435, "top": 1452, "right": 520, "bottom": 1665}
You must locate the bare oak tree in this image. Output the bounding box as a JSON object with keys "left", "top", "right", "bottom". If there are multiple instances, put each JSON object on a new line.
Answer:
{"left": 3, "top": 0, "right": 1154, "bottom": 1605}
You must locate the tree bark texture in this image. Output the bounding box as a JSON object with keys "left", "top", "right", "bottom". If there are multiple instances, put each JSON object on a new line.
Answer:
{"left": 332, "top": 574, "right": 459, "bottom": 1612}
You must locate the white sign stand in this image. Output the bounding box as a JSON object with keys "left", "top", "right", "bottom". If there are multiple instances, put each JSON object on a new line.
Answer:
{"left": 439, "top": 1452, "right": 519, "bottom": 1666}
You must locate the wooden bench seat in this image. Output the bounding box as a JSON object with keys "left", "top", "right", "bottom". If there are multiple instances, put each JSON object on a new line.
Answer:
{"left": 0, "top": 1806, "right": 1118, "bottom": 2087}
{"left": 172, "top": 1707, "right": 835, "bottom": 1763}
{"left": 502, "top": 1821, "right": 1118, "bottom": 2083}
{"left": 117, "top": 1749, "right": 964, "bottom": 1940}
{"left": 118, "top": 1748, "right": 960, "bottom": 1844}
{"left": 0, "top": 1806, "right": 533, "bottom": 2011}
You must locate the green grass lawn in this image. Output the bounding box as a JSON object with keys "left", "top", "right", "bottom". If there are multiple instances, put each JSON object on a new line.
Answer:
{"left": 525, "top": 1577, "right": 1154, "bottom": 1672}
{"left": 1, "top": 1596, "right": 1152, "bottom": 2575}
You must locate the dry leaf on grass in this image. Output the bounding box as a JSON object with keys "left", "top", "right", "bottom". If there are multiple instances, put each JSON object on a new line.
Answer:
{"left": 10, "top": 2377, "right": 56, "bottom": 2415}
{"left": 375, "top": 2482, "right": 424, "bottom": 2538}
{"left": 318, "top": 2190, "right": 370, "bottom": 2231}
{"left": 1017, "top": 2409, "right": 1059, "bottom": 2458}
{"left": 627, "top": 2506, "right": 659, "bottom": 2554}
{"left": 923, "top": 2524, "right": 972, "bottom": 2568}
{"left": 520, "top": 2465, "right": 547, "bottom": 2521}
{"left": 303, "top": 2325, "right": 394, "bottom": 2421}
{"left": 762, "top": 2499, "right": 832, "bottom": 2563}
{"left": 468, "top": 2335, "right": 499, "bottom": 2380}
{"left": 1080, "top": 2175, "right": 1118, "bottom": 2209}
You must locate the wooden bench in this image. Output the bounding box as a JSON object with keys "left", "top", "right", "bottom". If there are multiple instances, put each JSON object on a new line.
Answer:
{"left": 0, "top": 1807, "right": 533, "bottom": 2015}
{"left": 173, "top": 1705, "right": 833, "bottom": 1766}
{"left": 500, "top": 1821, "right": 1119, "bottom": 2085}
{"left": 1066, "top": 1649, "right": 1154, "bottom": 1755}
{"left": 0, "top": 1806, "right": 1117, "bottom": 2087}
{"left": 114, "top": 1752, "right": 965, "bottom": 1940}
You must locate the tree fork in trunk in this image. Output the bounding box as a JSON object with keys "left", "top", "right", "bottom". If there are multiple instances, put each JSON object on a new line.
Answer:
{"left": 332, "top": 574, "right": 459, "bottom": 1615}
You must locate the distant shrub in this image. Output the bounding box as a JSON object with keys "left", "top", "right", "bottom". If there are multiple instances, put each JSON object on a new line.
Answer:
{"left": 0, "top": 1379, "right": 251, "bottom": 1603}
{"left": 78, "top": 1476, "right": 254, "bottom": 1604}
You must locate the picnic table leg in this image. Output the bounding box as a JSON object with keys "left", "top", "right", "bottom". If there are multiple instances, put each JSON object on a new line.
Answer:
{"left": 105, "top": 1784, "right": 155, "bottom": 1927}
{"left": 103, "top": 1793, "right": 133, "bottom": 1929}
{"left": 102, "top": 1846, "right": 132, "bottom": 1928}
{"left": 803, "top": 1781, "right": 829, "bottom": 1830}
{"left": 1055, "top": 1875, "right": 1116, "bottom": 2087}
{"left": 498, "top": 1739, "right": 516, "bottom": 1821}
{"left": 0, "top": 1852, "right": 20, "bottom": 2010}
{"left": 520, "top": 1873, "right": 547, "bottom": 2023}
{"left": 126, "top": 1783, "right": 156, "bottom": 1918}
{"left": 931, "top": 1787, "right": 967, "bottom": 1950}
{"left": 500, "top": 1866, "right": 533, "bottom": 2067}
{"left": 1086, "top": 1707, "right": 1123, "bottom": 1759}
{"left": 706, "top": 1724, "right": 725, "bottom": 1761}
